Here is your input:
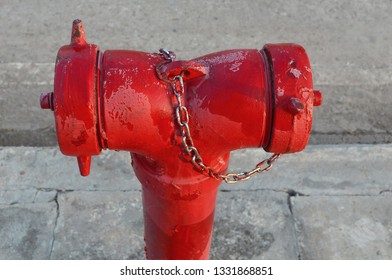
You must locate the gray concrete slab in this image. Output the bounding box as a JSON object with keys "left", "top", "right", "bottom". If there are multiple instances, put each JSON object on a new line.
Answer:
{"left": 49, "top": 190, "right": 298, "bottom": 260}
{"left": 51, "top": 191, "right": 145, "bottom": 260}
{"left": 1, "top": 0, "right": 392, "bottom": 259}
{"left": 0, "top": 202, "right": 57, "bottom": 259}
{"left": 221, "top": 144, "right": 392, "bottom": 195}
{"left": 211, "top": 190, "right": 298, "bottom": 260}
{"left": 0, "top": 147, "right": 139, "bottom": 192}
{"left": 292, "top": 195, "right": 392, "bottom": 259}
{"left": 1, "top": 145, "right": 392, "bottom": 259}
{"left": 2, "top": 145, "right": 392, "bottom": 195}
{"left": 1, "top": 0, "right": 391, "bottom": 68}
{"left": 310, "top": 84, "right": 392, "bottom": 144}
{"left": 0, "top": 189, "right": 56, "bottom": 205}
{"left": 0, "top": 0, "right": 392, "bottom": 145}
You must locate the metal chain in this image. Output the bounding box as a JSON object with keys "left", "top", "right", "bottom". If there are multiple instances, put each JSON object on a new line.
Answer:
{"left": 157, "top": 48, "right": 281, "bottom": 184}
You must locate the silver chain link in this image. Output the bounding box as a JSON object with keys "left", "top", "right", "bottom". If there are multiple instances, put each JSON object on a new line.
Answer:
{"left": 157, "top": 48, "right": 281, "bottom": 184}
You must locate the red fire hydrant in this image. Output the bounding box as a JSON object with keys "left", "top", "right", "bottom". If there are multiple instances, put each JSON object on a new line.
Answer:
{"left": 40, "top": 20, "right": 321, "bottom": 259}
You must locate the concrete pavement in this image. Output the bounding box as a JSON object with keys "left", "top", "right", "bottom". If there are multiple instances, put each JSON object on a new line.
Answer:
{"left": 1, "top": 145, "right": 392, "bottom": 259}
{"left": 0, "top": 0, "right": 392, "bottom": 259}
{"left": 1, "top": 0, "right": 392, "bottom": 145}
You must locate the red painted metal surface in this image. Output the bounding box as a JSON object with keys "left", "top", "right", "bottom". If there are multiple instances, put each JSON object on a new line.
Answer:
{"left": 40, "top": 20, "right": 321, "bottom": 259}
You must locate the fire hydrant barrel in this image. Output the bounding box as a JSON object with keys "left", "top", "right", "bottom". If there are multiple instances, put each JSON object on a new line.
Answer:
{"left": 40, "top": 20, "right": 322, "bottom": 260}
{"left": 100, "top": 49, "right": 271, "bottom": 160}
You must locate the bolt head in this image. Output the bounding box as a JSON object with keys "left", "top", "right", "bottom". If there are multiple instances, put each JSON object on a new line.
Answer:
{"left": 287, "top": 97, "right": 305, "bottom": 114}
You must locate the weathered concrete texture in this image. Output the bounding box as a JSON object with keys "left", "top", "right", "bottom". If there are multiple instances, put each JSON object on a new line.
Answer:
{"left": 0, "top": 63, "right": 57, "bottom": 146}
{"left": 0, "top": 0, "right": 392, "bottom": 146}
{"left": 210, "top": 190, "right": 298, "bottom": 259}
{"left": 313, "top": 85, "right": 392, "bottom": 134}
{"left": 224, "top": 144, "right": 392, "bottom": 196}
{"left": 0, "top": 189, "right": 56, "bottom": 205}
{"left": 1, "top": 0, "right": 391, "bottom": 67}
{"left": 309, "top": 84, "right": 392, "bottom": 145}
{"left": 51, "top": 191, "right": 144, "bottom": 260}
{"left": 2, "top": 145, "right": 392, "bottom": 195}
{"left": 0, "top": 64, "right": 53, "bottom": 131}
{"left": 0, "top": 202, "right": 57, "bottom": 259}
{"left": 1, "top": 145, "right": 392, "bottom": 259}
{"left": 292, "top": 195, "right": 392, "bottom": 259}
{"left": 0, "top": 147, "right": 139, "bottom": 191}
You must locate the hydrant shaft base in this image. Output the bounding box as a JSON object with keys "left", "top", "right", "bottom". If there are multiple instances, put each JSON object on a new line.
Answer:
{"left": 133, "top": 153, "right": 224, "bottom": 260}
{"left": 143, "top": 188, "right": 217, "bottom": 260}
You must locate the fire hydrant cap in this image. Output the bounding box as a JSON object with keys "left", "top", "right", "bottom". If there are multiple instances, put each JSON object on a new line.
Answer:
{"left": 53, "top": 20, "right": 101, "bottom": 158}
{"left": 263, "top": 43, "right": 319, "bottom": 153}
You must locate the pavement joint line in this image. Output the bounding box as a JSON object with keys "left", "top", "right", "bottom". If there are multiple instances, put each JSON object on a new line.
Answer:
{"left": 32, "top": 189, "right": 39, "bottom": 203}
{"left": 219, "top": 188, "right": 392, "bottom": 197}
{"left": 292, "top": 193, "right": 392, "bottom": 197}
{"left": 48, "top": 191, "right": 59, "bottom": 260}
{"left": 287, "top": 194, "right": 302, "bottom": 260}
{"left": 219, "top": 188, "right": 306, "bottom": 196}
{"left": 50, "top": 189, "right": 142, "bottom": 193}
{"left": 290, "top": 196, "right": 305, "bottom": 260}
{"left": 379, "top": 190, "right": 392, "bottom": 195}
{"left": 312, "top": 131, "right": 392, "bottom": 135}
{"left": 0, "top": 189, "right": 142, "bottom": 193}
